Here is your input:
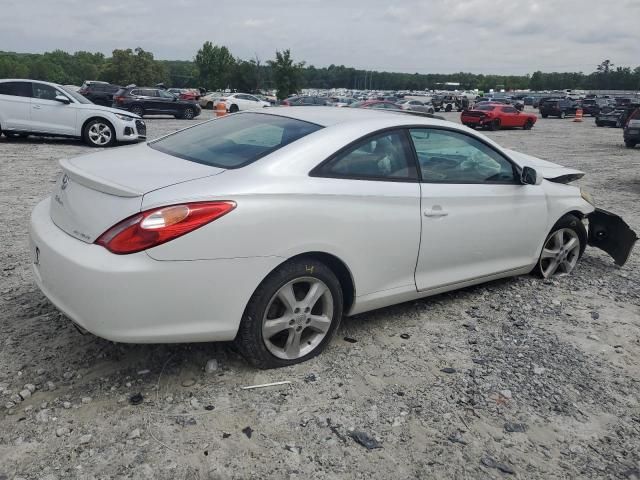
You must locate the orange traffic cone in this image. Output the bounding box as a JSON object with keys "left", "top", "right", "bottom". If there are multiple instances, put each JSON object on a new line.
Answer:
{"left": 215, "top": 102, "right": 227, "bottom": 118}
{"left": 573, "top": 108, "right": 583, "bottom": 122}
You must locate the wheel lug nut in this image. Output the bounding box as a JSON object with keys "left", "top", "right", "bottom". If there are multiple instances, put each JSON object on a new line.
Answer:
{"left": 289, "top": 319, "right": 295, "bottom": 325}
{"left": 294, "top": 308, "right": 300, "bottom": 313}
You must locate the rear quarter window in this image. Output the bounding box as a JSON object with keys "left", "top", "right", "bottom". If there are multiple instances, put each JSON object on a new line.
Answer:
{"left": 149, "top": 112, "right": 322, "bottom": 169}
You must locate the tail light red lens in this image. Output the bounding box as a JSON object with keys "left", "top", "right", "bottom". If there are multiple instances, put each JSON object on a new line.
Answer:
{"left": 95, "top": 201, "right": 236, "bottom": 254}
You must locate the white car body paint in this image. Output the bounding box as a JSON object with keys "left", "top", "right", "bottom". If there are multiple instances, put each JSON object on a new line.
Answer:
{"left": 0, "top": 79, "right": 144, "bottom": 143}
{"left": 30, "top": 107, "right": 596, "bottom": 343}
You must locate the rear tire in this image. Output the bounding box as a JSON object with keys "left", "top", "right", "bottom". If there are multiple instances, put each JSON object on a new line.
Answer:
{"left": 541, "top": 113, "right": 548, "bottom": 118}
{"left": 181, "top": 107, "right": 195, "bottom": 120}
{"left": 445, "top": 104, "right": 452, "bottom": 112}
{"left": 206, "top": 101, "right": 214, "bottom": 110}
{"left": 559, "top": 111, "right": 566, "bottom": 119}
{"left": 235, "top": 257, "right": 343, "bottom": 369}
{"left": 625, "top": 140, "right": 637, "bottom": 148}
{"left": 596, "top": 120, "right": 604, "bottom": 127}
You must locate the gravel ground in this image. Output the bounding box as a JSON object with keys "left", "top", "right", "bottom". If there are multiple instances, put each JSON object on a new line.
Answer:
{"left": 1, "top": 108, "right": 639, "bottom": 480}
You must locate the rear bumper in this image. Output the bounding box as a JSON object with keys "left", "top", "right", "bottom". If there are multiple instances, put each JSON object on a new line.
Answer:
{"left": 29, "top": 198, "right": 282, "bottom": 343}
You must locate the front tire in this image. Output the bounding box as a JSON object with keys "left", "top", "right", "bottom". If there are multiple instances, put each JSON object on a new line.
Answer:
{"left": 559, "top": 111, "right": 566, "bottom": 119}
{"left": 625, "top": 140, "right": 637, "bottom": 148}
{"left": 489, "top": 119, "right": 501, "bottom": 131}
{"left": 83, "top": 119, "right": 116, "bottom": 148}
{"left": 534, "top": 214, "right": 586, "bottom": 279}
{"left": 229, "top": 104, "right": 239, "bottom": 113}
{"left": 523, "top": 119, "right": 534, "bottom": 130}
{"left": 206, "top": 101, "right": 214, "bottom": 110}
{"left": 445, "top": 104, "right": 452, "bottom": 112}
{"left": 235, "top": 258, "right": 343, "bottom": 369}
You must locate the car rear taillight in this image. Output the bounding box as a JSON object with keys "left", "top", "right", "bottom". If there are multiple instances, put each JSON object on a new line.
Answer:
{"left": 281, "top": 100, "right": 290, "bottom": 106}
{"left": 95, "top": 201, "right": 236, "bottom": 254}
{"left": 114, "top": 95, "right": 125, "bottom": 104}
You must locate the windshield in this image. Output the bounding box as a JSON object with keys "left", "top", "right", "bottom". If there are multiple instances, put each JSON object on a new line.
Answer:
{"left": 60, "top": 86, "right": 93, "bottom": 104}
{"left": 149, "top": 112, "right": 322, "bottom": 169}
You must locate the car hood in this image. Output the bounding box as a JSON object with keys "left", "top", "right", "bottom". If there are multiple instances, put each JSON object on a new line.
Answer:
{"left": 504, "top": 149, "right": 584, "bottom": 182}
{"left": 76, "top": 103, "right": 141, "bottom": 119}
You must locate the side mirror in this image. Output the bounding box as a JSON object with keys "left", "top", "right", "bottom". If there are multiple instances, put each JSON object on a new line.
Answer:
{"left": 521, "top": 166, "right": 539, "bottom": 185}
{"left": 54, "top": 95, "right": 71, "bottom": 104}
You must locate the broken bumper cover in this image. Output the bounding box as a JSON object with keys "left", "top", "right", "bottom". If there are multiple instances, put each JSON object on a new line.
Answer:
{"left": 588, "top": 208, "right": 638, "bottom": 266}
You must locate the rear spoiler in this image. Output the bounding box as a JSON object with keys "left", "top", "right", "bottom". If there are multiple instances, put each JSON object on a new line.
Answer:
{"left": 60, "top": 158, "right": 143, "bottom": 197}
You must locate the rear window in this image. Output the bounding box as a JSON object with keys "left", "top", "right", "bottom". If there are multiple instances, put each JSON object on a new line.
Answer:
{"left": 0, "top": 81, "right": 31, "bottom": 97}
{"left": 149, "top": 112, "right": 322, "bottom": 169}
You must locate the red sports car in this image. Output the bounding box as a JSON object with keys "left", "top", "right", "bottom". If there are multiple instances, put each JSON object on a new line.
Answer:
{"left": 461, "top": 104, "right": 537, "bottom": 130}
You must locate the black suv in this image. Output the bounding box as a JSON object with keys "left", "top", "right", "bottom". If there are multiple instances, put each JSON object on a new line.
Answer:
{"left": 112, "top": 86, "right": 201, "bottom": 119}
{"left": 623, "top": 107, "right": 640, "bottom": 148}
{"left": 78, "top": 81, "right": 121, "bottom": 106}
{"left": 539, "top": 98, "right": 579, "bottom": 118}
{"left": 581, "top": 98, "right": 615, "bottom": 116}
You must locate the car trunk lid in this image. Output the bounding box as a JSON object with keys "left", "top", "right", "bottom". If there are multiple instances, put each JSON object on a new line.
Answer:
{"left": 50, "top": 143, "right": 225, "bottom": 243}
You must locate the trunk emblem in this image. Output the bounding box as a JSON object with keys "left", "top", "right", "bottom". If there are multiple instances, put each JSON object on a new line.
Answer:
{"left": 61, "top": 174, "right": 69, "bottom": 190}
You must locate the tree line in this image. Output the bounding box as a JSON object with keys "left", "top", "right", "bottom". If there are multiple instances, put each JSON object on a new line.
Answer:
{"left": 1, "top": 45, "right": 639, "bottom": 96}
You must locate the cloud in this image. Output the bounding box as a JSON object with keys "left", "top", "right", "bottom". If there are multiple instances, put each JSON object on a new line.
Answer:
{"left": 0, "top": 0, "right": 637, "bottom": 75}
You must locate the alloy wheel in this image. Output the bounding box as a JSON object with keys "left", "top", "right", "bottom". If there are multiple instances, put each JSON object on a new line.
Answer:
{"left": 87, "top": 122, "right": 112, "bottom": 146}
{"left": 183, "top": 108, "right": 194, "bottom": 119}
{"left": 539, "top": 228, "right": 580, "bottom": 278}
{"left": 262, "top": 277, "right": 334, "bottom": 360}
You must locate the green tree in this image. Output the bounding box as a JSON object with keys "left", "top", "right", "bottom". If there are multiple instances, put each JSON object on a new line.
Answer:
{"left": 101, "top": 48, "right": 166, "bottom": 86}
{"left": 269, "top": 49, "right": 304, "bottom": 100}
{"left": 194, "top": 42, "right": 235, "bottom": 90}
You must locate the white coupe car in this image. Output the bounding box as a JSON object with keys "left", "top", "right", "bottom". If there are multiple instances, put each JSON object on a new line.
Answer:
{"left": 0, "top": 79, "right": 145, "bottom": 147}
{"left": 218, "top": 93, "right": 270, "bottom": 113}
{"left": 29, "top": 108, "right": 636, "bottom": 368}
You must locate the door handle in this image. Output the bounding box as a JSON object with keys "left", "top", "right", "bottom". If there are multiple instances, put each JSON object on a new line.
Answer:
{"left": 424, "top": 208, "right": 448, "bottom": 217}
{"left": 33, "top": 105, "right": 41, "bottom": 109}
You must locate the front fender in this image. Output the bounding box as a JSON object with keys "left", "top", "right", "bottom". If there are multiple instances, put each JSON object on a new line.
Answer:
{"left": 588, "top": 208, "right": 638, "bottom": 266}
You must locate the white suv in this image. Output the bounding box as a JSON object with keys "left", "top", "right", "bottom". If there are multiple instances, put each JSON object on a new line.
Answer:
{"left": 219, "top": 93, "right": 270, "bottom": 113}
{"left": 0, "top": 79, "right": 146, "bottom": 147}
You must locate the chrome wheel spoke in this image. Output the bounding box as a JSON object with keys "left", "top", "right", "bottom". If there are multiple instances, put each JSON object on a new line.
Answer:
{"left": 541, "top": 248, "right": 558, "bottom": 260}
{"left": 307, "top": 314, "right": 331, "bottom": 333}
{"left": 302, "top": 281, "right": 326, "bottom": 311}
{"left": 277, "top": 284, "right": 297, "bottom": 313}
{"left": 284, "top": 330, "right": 302, "bottom": 358}
{"left": 263, "top": 317, "right": 291, "bottom": 339}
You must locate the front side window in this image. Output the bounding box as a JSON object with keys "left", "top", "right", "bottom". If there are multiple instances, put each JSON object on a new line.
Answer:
{"left": 150, "top": 112, "right": 322, "bottom": 169}
{"left": 0, "top": 81, "right": 31, "bottom": 97}
{"left": 409, "top": 128, "right": 516, "bottom": 184}
{"left": 315, "top": 131, "right": 417, "bottom": 180}
{"left": 502, "top": 106, "right": 518, "bottom": 113}
{"left": 158, "top": 90, "right": 175, "bottom": 99}
{"left": 32, "top": 83, "right": 61, "bottom": 100}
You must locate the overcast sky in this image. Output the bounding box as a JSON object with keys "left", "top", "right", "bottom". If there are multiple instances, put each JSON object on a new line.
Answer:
{"left": 1, "top": 0, "right": 638, "bottom": 75}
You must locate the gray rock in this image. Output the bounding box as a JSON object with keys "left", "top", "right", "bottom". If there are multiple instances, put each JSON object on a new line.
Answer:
{"left": 205, "top": 359, "right": 219, "bottom": 373}
{"left": 504, "top": 422, "right": 527, "bottom": 433}
{"left": 81, "top": 396, "right": 92, "bottom": 404}
{"left": 181, "top": 378, "right": 196, "bottom": 387}
{"left": 78, "top": 434, "right": 92, "bottom": 445}
{"left": 62, "top": 401, "right": 72, "bottom": 409}
{"left": 24, "top": 384, "right": 36, "bottom": 393}
{"left": 500, "top": 389, "right": 513, "bottom": 399}
{"left": 56, "top": 427, "right": 70, "bottom": 437}
{"left": 19, "top": 389, "right": 31, "bottom": 400}
{"left": 128, "top": 428, "right": 141, "bottom": 440}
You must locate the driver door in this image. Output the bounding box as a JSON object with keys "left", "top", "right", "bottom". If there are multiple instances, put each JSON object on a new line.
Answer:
{"left": 30, "top": 82, "right": 77, "bottom": 135}
{"left": 409, "top": 128, "right": 548, "bottom": 291}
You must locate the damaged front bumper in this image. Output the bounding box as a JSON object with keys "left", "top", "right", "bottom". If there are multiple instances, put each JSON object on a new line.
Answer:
{"left": 588, "top": 208, "right": 638, "bottom": 266}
